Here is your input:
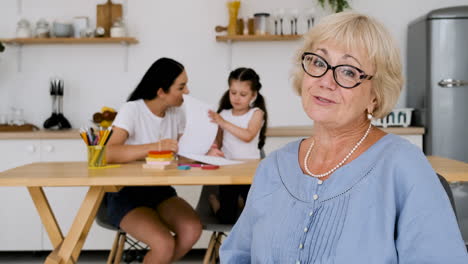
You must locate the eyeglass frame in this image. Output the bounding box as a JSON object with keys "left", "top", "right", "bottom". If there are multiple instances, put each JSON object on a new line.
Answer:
{"left": 301, "top": 52, "right": 373, "bottom": 89}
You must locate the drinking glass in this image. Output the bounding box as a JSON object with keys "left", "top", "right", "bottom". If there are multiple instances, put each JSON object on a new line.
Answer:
{"left": 304, "top": 8, "right": 316, "bottom": 31}
{"left": 275, "top": 8, "right": 285, "bottom": 36}
{"left": 290, "top": 8, "right": 299, "bottom": 35}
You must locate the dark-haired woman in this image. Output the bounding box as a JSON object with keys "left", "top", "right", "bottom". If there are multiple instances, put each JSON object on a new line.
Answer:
{"left": 106, "top": 58, "right": 202, "bottom": 264}
{"left": 207, "top": 67, "right": 268, "bottom": 224}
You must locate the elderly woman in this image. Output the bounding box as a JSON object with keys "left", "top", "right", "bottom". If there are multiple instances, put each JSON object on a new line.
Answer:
{"left": 220, "top": 12, "right": 468, "bottom": 263}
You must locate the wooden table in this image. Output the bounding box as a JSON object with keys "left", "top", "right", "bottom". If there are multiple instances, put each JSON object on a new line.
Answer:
{"left": 0, "top": 156, "right": 465, "bottom": 263}
{"left": 0, "top": 160, "right": 259, "bottom": 264}
{"left": 427, "top": 156, "right": 468, "bottom": 182}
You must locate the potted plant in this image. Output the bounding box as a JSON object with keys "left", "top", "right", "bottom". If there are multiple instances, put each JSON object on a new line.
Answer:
{"left": 318, "top": 0, "right": 351, "bottom": 13}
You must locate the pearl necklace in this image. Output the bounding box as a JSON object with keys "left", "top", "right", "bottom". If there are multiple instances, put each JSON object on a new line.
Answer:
{"left": 304, "top": 122, "right": 372, "bottom": 178}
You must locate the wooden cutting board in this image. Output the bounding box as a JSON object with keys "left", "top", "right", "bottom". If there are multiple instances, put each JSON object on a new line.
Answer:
{"left": 97, "top": 0, "right": 122, "bottom": 37}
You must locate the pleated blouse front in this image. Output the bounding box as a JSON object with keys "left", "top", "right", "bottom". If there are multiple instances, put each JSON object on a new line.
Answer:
{"left": 220, "top": 134, "right": 468, "bottom": 264}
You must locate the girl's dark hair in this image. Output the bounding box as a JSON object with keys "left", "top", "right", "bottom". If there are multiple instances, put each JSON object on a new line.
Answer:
{"left": 127, "top": 57, "right": 184, "bottom": 101}
{"left": 217, "top": 67, "right": 268, "bottom": 150}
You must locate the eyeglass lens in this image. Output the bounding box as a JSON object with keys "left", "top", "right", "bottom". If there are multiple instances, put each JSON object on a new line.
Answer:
{"left": 302, "top": 53, "right": 363, "bottom": 88}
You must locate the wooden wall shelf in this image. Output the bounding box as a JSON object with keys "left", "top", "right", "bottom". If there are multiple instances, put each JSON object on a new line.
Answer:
{"left": 0, "top": 37, "right": 138, "bottom": 45}
{"left": 216, "top": 34, "right": 302, "bottom": 42}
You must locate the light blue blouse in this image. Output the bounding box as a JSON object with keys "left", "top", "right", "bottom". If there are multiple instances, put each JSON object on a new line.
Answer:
{"left": 220, "top": 134, "right": 468, "bottom": 263}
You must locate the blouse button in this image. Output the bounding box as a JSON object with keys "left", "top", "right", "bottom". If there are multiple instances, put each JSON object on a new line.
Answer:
{"left": 318, "top": 180, "right": 323, "bottom": 185}
{"left": 296, "top": 261, "right": 300, "bottom": 264}
{"left": 309, "top": 211, "right": 313, "bottom": 216}
{"left": 313, "top": 194, "right": 319, "bottom": 200}
{"left": 299, "top": 243, "right": 303, "bottom": 249}
{"left": 304, "top": 227, "right": 308, "bottom": 232}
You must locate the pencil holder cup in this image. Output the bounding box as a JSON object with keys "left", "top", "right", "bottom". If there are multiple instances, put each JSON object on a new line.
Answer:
{"left": 88, "top": 145, "right": 107, "bottom": 168}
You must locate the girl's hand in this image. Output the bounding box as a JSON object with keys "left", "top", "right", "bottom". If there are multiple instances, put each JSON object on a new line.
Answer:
{"left": 208, "top": 110, "right": 225, "bottom": 126}
{"left": 152, "top": 139, "right": 178, "bottom": 152}
{"left": 206, "top": 143, "right": 225, "bottom": 157}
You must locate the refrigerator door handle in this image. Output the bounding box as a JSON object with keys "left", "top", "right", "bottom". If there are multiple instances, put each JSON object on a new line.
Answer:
{"left": 438, "top": 78, "right": 468, "bottom": 88}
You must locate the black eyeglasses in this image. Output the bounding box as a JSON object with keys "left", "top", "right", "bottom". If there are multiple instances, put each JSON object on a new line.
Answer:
{"left": 301, "top": 52, "right": 373, "bottom": 89}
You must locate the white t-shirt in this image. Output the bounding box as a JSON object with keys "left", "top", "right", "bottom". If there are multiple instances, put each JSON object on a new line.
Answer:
{"left": 220, "top": 107, "right": 261, "bottom": 160}
{"left": 112, "top": 99, "right": 186, "bottom": 145}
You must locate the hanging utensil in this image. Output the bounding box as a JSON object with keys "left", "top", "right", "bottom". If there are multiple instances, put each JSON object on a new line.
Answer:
{"left": 56, "top": 79, "right": 71, "bottom": 129}
{"left": 43, "top": 78, "right": 59, "bottom": 129}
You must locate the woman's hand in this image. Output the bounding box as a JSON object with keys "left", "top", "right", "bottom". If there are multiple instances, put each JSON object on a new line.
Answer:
{"left": 208, "top": 110, "right": 225, "bottom": 126}
{"left": 152, "top": 139, "right": 178, "bottom": 152}
{"left": 206, "top": 143, "right": 225, "bottom": 157}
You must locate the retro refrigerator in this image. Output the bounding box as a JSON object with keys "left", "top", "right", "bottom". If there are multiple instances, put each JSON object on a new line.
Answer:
{"left": 407, "top": 5, "right": 468, "bottom": 245}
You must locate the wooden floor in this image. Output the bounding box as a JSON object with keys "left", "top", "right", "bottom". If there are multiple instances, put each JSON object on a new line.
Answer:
{"left": 0, "top": 250, "right": 206, "bottom": 264}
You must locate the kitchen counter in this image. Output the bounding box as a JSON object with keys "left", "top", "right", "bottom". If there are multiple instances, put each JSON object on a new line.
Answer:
{"left": 265, "top": 126, "right": 424, "bottom": 137}
{"left": 0, "top": 127, "right": 424, "bottom": 140}
{"left": 0, "top": 129, "right": 80, "bottom": 140}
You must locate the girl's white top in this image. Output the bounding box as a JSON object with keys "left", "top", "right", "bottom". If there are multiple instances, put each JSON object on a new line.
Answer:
{"left": 220, "top": 107, "right": 261, "bottom": 160}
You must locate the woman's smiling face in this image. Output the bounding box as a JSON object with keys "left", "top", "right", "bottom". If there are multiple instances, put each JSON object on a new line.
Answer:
{"left": 301, "top": 40, "right": 376, "bottom": 128}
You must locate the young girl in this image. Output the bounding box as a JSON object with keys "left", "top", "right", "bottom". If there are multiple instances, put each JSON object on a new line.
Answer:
{"left": 106, "top": 58, "right": 202, "bottom": 264}
{"left": 208, "top": 67, "right": 268, "bottom": 224}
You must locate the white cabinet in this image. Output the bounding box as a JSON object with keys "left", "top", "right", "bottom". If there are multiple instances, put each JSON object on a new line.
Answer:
{"left": 39, "top": 140, "right": 115, "bottom": 250}
{"left": 0, "top": 139, "right": 114, "bottom": 251}
{"left": 0, "top": 140, "right": 42, "bottom": 250}
{"left": 0, "top": 138, "right": 210, "bottom": 251}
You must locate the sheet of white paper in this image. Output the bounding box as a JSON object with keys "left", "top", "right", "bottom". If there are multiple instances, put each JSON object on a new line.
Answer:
{"left": 179, "top": 153, "right": 244, "bottom": 166}
{"left": 178, "top": 95, "right": 218, "bottom": 155}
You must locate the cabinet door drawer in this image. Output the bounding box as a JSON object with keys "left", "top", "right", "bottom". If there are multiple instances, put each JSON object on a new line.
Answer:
{"left": 40, "top": 139, "right": 86, "bottom": 162}
{"left": 0, "top": 140, "right": 40, "bottom": 171}
{"left": 0, "top": 140, "right": 42, "bottom": 250}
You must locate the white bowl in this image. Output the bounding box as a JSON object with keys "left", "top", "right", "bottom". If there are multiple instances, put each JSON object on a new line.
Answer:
{"left": 53, "top": 22, "right": 74, "bottom": 38}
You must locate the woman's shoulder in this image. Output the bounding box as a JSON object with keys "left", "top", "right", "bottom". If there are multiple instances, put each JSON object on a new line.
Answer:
{"left": 269, "top": 139, "right": 302, "bottom": 157}
{"left": 373, "top": 134, "right": 436, "bottom": 186}
{"left": 250, "top": 140, "right": 301, "bottom": 196}
{"left": 378, "top": 133, "right": 426, "bottom": 165}
{"left": 118, "top": 99, "right": 143, "bottom": 113}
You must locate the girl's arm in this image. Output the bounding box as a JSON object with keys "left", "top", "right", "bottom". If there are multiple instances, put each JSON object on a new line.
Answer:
{"left": 209, "top": 109, "right": 264, "bottom": 143}
{"left": 106, "top": 126, "right": 178, "bottom": 163}
{"left": 206, "top": 128, "right": 225, "bottom": 157}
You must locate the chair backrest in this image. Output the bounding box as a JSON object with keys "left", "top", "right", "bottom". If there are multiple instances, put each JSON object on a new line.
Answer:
{"left": 437, "top": 173, "right": 457, "bottom": 219}
{"left": 196, "top": 185, "right": 233, "bottom": 232}
{"left": 260, "top": 148, "right": 266, "bottom": 159}
{"left": 96, "top": 196, "right": 119, "bottom": 231}
{"left": 195, "top": 148, "right": 265, "bottom": 232}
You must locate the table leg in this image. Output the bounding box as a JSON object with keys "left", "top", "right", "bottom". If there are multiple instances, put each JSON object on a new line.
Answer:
{"left": 28, "top": 187, "right": 65, "bottom": 249}
{"left": 28, "top": 187, "right": 77, "bottom": 264}
{"left": 29, "top": 186, "right": 105, "bottom": 264}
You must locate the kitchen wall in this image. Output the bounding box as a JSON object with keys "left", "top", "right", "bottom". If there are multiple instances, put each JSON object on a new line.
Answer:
{"left": 0, "top": 0, "right": 466, "bottom": 129}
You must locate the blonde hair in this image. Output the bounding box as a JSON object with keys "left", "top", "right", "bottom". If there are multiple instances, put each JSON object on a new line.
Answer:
{"left": 292, "top": 11, "right": 403, "bottom": 118}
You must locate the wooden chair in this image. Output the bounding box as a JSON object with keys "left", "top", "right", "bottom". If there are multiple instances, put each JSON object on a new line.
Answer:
{"left": 196, "top": 150, "right": 264, "bottom": 263}
{"left": 195, "top": 185, "right": 233, "bottom": 264}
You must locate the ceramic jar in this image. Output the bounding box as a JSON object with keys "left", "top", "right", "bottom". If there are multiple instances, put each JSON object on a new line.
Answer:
{"left": 110, "top": 18, "right": 127, "bottom": 37}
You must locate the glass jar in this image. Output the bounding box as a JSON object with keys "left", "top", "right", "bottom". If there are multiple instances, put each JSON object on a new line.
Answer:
{"left": 254, "top": 13, "right": 270, "bottom": 35}
{"left": 9, "top": 107, "right": 25, "bottom": 126}
{"left": 16, "top": 19, "right": 32, "bottom": 38}
{"left": 227, "top": 1, "right": 241, "bottom": 36}
{"left": 110, "top": 18, "right": 127, "bottom": 38}
{"left": 35, "top": 18, "right": 50, "bottom": 38}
